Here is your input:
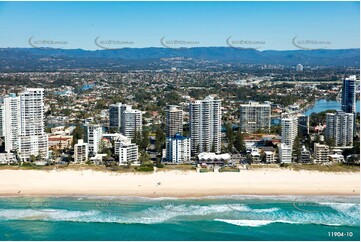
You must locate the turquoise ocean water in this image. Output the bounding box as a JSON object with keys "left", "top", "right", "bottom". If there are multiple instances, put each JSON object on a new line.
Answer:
{"left": 0, "top": 195, "right": 359, "bottom": 241}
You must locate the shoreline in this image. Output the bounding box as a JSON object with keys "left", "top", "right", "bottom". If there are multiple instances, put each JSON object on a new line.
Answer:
{"left": 0, "top": 194, "right": 359, "bottom": 199}
{"left": 0, "top": 169, "right": 359, "bottom": 197}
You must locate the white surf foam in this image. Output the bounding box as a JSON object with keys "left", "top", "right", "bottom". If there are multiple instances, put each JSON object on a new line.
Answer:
{"left": 214, "top": 218, "right": 344, "bottom": 227}
{"left": 214, "top": 219, "right": 298, "bottom": 227}
{"left": 318, "top": 202, "right": 359, "bottom": 217}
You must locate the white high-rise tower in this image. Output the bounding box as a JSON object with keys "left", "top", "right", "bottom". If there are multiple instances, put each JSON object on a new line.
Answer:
{"left": 2, "top": 93, "right": 21, "bottom": 152}
{"left": 121, "top": 105, "right": 142, "bottom": 140}
{"left": 281, "top": 116, "right": 298, "bottom": 148}
{"left": 326, "top": 111, "right": 354, "bottom": 147}
{"left": 18, "top": 88, "right": 48, "bottom": 160}
{"left": 189, "top": 96, "right": 221, "bottom": 155}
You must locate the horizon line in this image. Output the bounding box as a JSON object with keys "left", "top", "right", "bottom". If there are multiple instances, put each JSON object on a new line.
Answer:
{"left": 1, "top": 46, "right": 360, "bottom": 52}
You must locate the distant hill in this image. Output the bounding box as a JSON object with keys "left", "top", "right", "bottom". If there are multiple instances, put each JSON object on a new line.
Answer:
{"left": 0, "top": 47, "right": 359, "bottom": 71}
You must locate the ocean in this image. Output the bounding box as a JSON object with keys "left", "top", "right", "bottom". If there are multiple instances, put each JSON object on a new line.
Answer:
{"left": 0, "top": 195, "right": 359, "bottom": 241}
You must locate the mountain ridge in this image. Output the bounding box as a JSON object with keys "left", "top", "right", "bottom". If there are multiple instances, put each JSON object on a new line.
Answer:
{"left": 0, "top": 47, "right": 359, "bottom": 71}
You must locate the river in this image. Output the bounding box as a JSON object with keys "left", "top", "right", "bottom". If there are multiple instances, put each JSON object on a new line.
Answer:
{"left": 304, "top": 99, "right": 360, "bottom": 116}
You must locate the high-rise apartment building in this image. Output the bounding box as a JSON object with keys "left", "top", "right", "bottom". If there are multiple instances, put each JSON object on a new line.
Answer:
{"left": 1, "top": 93, "right": 20, "bottom": 152}
{"left": 84, "top": 123, "right": 103, "bottom": 155}
{"left": 314, "top": 143, "right": 329, "bottom": 163}
{"left": 0, "top": 103, "right": 3, "bottom": 137}
{"left": 298, "top": 115, "right": 309, "bottom": 136}
{"left": 114, "top": 134, "right": 138, "bottom": 165}
{"left": 109, "top": 103, "right": 127, "bottom": 129}
{"left": 239, "top": 102, "right": 271, "bottom": 133}
{"left": 341, "top": 75, "right": 358, "bottom": 137}
{"left": 189, "top": 96, "right": 221, "bottom": 155}
{"left": 16, "top": 88, "right": 48, "bottom": 161}
{"left": 281, "top": 116, "right": 298, "bottom": 148}
{"left": 74, "top": 139, "right": 88, "bottom": 164}
{"left": 120, "top": 105, "right": 142, "bottom": 140}
{"left": 166, "top": 133, "right": 191, "bottom": 163}
{"left": 325, "top": 111, "right": 354, "bottom": 147}
{"left": 165, "top": 105, "right": 183, "bottom": 137}
{"left": 341, "top": 75, "right": 357, "bottom": 114}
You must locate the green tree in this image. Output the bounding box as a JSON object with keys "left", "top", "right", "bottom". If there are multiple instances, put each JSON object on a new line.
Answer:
{"left": 292, "top": 135, "right": 302, "bottom": 162}
{"left": 325, "top": 138, "right": 336, "bottom": 147}
{"left": 155, "top": 126, "right": 165, "bottom": 153}
{"left": 225, "top": 123, "right": 234, "bottom": 153}
{"left": 226, "top": 142, "right": 232, "bottom": 153}
{"left": 139, "top": 150, "right": 151, "bottom": 163}
{"left": 211, "top": 143, "right": 216, "bottom": 153}
{"left": 72, "top": 123, "right": 84, "bottom": 146}
{"left": 234, "top": 130, "right": 245, "bottom": 153}
{"left": 30, "top": 155, "right": 36, "bottom": 163}
{"left": 140, "top": 130, "right": 150, "bottom": 150}
{"left": 270, "top": 125, "right": 281, "bottom": 135}
{"left": 132, "top": 131, "right": 142, "bottom": 145}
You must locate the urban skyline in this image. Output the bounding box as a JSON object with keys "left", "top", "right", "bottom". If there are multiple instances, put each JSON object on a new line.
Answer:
{"left": 0, "top": 1, "right": 359, "bottom": 241}
{"left": 0, "top": 74, "right": 359, "bottom": 166}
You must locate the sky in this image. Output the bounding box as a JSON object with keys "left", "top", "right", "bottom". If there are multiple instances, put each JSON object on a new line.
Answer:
{"left": 0, "top": 1, "right": 359, "bottom": 50}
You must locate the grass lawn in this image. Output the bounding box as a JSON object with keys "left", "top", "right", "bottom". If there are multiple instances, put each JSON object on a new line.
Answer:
{"left": 0, "top": 163, "right": 359, "bottom": 173}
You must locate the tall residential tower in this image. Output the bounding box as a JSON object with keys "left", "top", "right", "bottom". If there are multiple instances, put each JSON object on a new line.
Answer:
{"left": 239, "top": 102, "right": 271, "bottom": 133}
{"left": 121, "top": 105, "right": 142, "bottom": 140}
{"left": 326, "top": 111, "right": 354, "bottom": 147}
{"left": 341, "top": 75, "right": 357, "bottom": 114}
{"left": 109, "top": 103, "right": 127, "bottom": 129}
{"left": 189, "top": 96, "right": 221, "bottom": 154}
{"left": 281, "top": 116, "right": 298, "bottom": 148}
{"left": 165, "top": 105, "right": 183, "bottom": 137}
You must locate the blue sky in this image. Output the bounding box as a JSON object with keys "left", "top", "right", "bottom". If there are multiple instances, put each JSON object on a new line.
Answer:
{"left": 0, "top": 1, "right": 359, "bottom": 50}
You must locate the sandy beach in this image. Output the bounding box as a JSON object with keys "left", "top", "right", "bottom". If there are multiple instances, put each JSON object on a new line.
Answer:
{"left": 0, "top": 169, "right": 359, "bottom": 197}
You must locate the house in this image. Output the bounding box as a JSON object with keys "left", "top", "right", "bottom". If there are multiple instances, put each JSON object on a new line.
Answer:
{"left": 197, "top": 152, "right": 231, "bottom": 165}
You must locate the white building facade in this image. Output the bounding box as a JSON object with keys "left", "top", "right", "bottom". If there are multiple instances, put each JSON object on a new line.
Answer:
{"left": 314, "top": 143, "right": 330, "bottom": 163}
{"left": 2, "top": 89, "right": 49, "bottom": 161}
{"left": 165, "top": 133, "right": 191, "bottom": 163}
{"left": 1, "top": 93, "right": 21, "bottom": 153}
{"left": 325, "top": 111, "right": 354, "bottom": 147}
{"left": 239, "top": 102, "right": 271, "bottom": 133}
{"left": 189, "top": 96, "right": 221, "bottom": 155}
{"left": 114, "top": 134, "right": 138, "bottom": 165}
{"left": 121, "top": 105, "right": 142, "bottom": 140}
{"left": 0, "top": 102, "right": 3, "bottom": 137}
{"left": 281, "top": 116, "right": 298, "bottom": 148}
{"left": 84, "top": 124, "right": 103, "bottom": 155}
{"left": 74, "top": 139, "right": 88, "bottom": 164}
{"left": 278, "top": 143, "right": 292, "bottom": 163}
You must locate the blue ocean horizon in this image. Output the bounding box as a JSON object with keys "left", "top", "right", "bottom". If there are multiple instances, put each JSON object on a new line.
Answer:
{"left": 0, "top": 195, "right": 359, "bottom": 241}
